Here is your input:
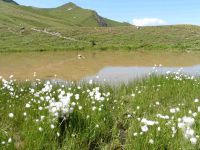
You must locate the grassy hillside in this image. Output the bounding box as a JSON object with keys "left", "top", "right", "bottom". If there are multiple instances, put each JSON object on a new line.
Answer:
{"left": 0, "top": 1, "right": 128, "bottom": 28}
{"left": 1, "top": 0, "right": 200, "bottom": 52}
{"left": 1, "top": 25, "right": 200, "bottom": 52}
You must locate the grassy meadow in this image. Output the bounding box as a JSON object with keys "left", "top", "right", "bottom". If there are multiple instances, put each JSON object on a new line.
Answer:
{"left": 1, "top": 25, "right": 200, "bottom": 52}
{"left": 1, "top": 1, "right": 200, "bottom": 52}
{"left": 1, "top": 71, "right": 200, "bottom": 149}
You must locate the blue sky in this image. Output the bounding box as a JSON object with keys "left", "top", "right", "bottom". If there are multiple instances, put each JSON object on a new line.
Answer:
{"left": 14, "top": 0, "right": 200, "bottom": 26}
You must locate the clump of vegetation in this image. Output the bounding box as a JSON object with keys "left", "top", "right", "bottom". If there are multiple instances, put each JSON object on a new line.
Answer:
{"left": 1, "top": 71, "right": 200, "bottom": 149}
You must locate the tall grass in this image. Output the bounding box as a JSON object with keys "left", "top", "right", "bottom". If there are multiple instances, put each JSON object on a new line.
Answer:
{"left": 1, "top": 73, "right": 200, "bottom": 149}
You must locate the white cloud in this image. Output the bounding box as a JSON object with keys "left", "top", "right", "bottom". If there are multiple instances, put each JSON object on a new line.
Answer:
{"left": 132, "top": 18, "right": 167, "bottom": 26}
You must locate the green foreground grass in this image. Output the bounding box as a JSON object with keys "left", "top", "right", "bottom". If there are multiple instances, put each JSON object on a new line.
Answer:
{"left": 1, "top": 73, "right": 200, "bottom": 149}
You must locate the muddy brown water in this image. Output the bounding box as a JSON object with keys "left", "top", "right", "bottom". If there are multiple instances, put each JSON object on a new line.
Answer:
{"left": 1, "top": 51, "right": 200, "bottom": 81}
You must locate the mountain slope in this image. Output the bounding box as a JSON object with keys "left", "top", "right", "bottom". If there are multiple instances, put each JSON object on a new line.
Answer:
{"left": 0, "top": 1, "right": 129, "bottom": 27}
{"left": 1, "top": 0, "right": 18, "bottom": 5}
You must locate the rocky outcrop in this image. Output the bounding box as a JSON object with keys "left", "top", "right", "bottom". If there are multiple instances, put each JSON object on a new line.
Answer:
{"left": 93, "top": 11, "right": 108, "bottom": 27}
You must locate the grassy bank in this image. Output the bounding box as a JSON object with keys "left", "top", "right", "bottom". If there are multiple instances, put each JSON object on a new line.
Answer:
{"left": 1, "top": 72, "right": 200, "bottom": 149}
{"left": 1, "top": 25, "right": 200, "bottom": 52}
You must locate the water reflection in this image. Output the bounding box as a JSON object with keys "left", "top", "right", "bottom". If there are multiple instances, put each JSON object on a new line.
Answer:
{"left": 83, "top": 65, "right": 200, "bottom": 84}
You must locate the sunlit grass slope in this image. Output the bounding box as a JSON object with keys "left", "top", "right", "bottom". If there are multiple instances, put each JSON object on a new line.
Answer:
{"left": 1, "top": 0, "right": 200, "bottom": 52}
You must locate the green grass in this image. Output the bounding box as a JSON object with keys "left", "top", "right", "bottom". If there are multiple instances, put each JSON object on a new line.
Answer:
{"left": 1, "top": 1, "right": 200, "bottom": 52}
{"left": 1, "top": 73, "right": 200, "bottom": 149}
{"left": 1, "top": 25, "right": 200, "bottom": 52}
{"left": 0, "top": 1, "right": 127, "bottom": 28}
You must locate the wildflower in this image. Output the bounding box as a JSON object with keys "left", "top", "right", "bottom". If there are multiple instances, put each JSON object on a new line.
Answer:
{"left": 50, "top": 124, "right": 55, "bottom": 129}
{"left": 25, "top": 103, "right": 31, "bottom": 108}
{"left": 1, "top": 141, "right": 6, "bottom": 145}
{"left": 95, "top": 124, "right": 99, "bottom": 128}
{"left": 38, "top": 127, "right": 43, "bottom": 132}
{"left": 40, "top": 116, "right": 45, "bottom": 121}
{"left": 156, "top": 101, "right": 160, "bottom": 105}
{"left": 141, "top": 118, "right": 158, "bottom": 126}
{"left": 194, "top": 98, "right": 199, "bottom": 103}
{"left": 131, "top": 93, "right": 135, "bottom": 97}
{"left": 170, "top": 108, "right": 176, "bottom": 113}
{"left": 71, "top": 102, "right": 76, "bottom": 106}
{"left": 149, "top": 139, "right": 154, "bottom": 144}
{"left": 193, "top": 112, "right": 197, "bottom": 117}
{"left": 141, "top": 125, "right": 148, "bottom": 132}
{"left": 23, "top": 112, "right": 27, "bottom": 116}
{"left": 75, "top": 94, "right": 80, "bottom": 100}
{"left": 190, "top": 137, "right": 197, "bottom": 145}
{"left": 78, "top": 106, "right": 83, "bottom": 110}
{"left": 133, "top": 132, "right": 138, "bottom": 136}
{"left": 156, "top": 114, "right": 169, "bottom": 119}
{"left": 127, "top": 114, "right": 131, "bottom": 118}
{"left": 8, "top": 138, "right": 12, "bottom": 143}
{"left": 198, "top": 107, "right": 200, "bottom": 112}
{"left": 189, "top": 110, "right": 192, "bottom": 114}
{"left": 8, "top": 113, "right": 14, "bottom": 118}
{"left": 57, "top": 132, "right": 60, "bottom": 137}
{"left": 92, "top": 106, "right": 96, "bottom": 111}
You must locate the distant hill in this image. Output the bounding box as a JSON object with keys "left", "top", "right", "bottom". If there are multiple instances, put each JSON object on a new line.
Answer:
{"left": 0, "top": 1, "right": 130, "bottom": 27}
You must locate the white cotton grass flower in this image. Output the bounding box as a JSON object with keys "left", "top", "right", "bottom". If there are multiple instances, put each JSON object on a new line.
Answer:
{"left": 8, "top": 138, "right": 12, "bottom": 143}
{"left": 178, "top": 116, "right": 197, "bottom": 144}
{"left": 23, "top": 112, "right": 27, "bottom": 116}
{"left": 71, "top": 102, "right": 76, "bottom": 106}
{"left": 8, "top": 113, "right": 14, "bottom": 118}
{"left": 190, "top": 137, "right": 197, "bottom": 145}
{"left": 198, "top": 107, "right": 200, "bottom": 112}
{"left": 57, "top": 132, "right": 60, "bottom": 137}
{"left": 38, "top": 127, "right": 43, "bottom": 132}
{"left": 78, "top": 106, "right": 83, "bottom": 110}
{"left": 155, "top": 101, "right": 160, "bottom": 105}
{"left": 1, "top": 141, "right": 6, "bottom": 145}
{"left": 127, "top": 114, "right": 131, "bottom": 118}
{"left": 156, "top": 114, "right": 169, "bottom": 119}
{"left": 141, "top": 125, "right": 148, "bottom": 132}
{"left": 25, "top": 103, "right": 31, "bottom": 108}
{"left": 170, "top": 108, "right": 180, "bottom": 113}
{"left": 141, "top": 118, "right": 158, "bottom": 126}
{"left": 133, "top": 132, "right": 138, "bottom": 137}
{"left": 92, "top": 106, "right": 96, "bottom": 111}
{"left": 131, "top": 93, "right": 135, "bottom": 97}
{"left": 75, "top": 94, "right": 80, "bottom": 100}
{"left": 149, "top": 139, "right": 154, "bottom": 144}
{"left": 38, "top": 107, "right": 43, "bottom": 110}
{"left": 50, "top": 124, "right": 55, "bottom": 129}
{"left": 194, "top": 98, "right": 199, "bottom": 103}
